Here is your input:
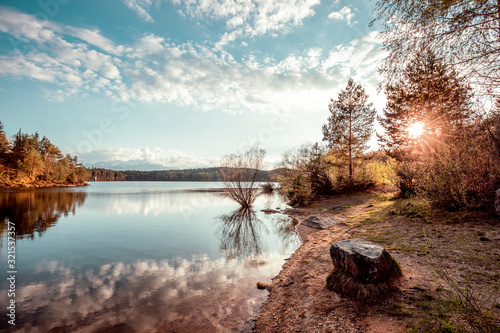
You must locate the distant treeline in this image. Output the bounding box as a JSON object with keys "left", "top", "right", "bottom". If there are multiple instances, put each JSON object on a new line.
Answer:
{"left": 0, "top": 121, "right": 88, "bottom": 188}
{"left": 88, "top": 167, "right": 277, "bottom": 182}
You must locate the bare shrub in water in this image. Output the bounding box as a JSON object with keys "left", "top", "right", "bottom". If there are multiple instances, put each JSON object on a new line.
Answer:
{"left": 220, "top": 145, "right": 266, "bottom": 208}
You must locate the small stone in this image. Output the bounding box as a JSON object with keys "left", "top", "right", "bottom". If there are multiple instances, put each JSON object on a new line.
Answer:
{"left": 407, "top": 211, "right": 421, "bottom": 217}
{"left": 261, "top": 209, "right": 279, "bottom": 214}
{"left": 256, "top": 282, "right": 268, "bottom": 290}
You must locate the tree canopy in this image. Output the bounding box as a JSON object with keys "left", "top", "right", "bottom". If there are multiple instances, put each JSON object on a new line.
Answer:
{"left": 374, "top": 0, "right": 500, "bottom": 90}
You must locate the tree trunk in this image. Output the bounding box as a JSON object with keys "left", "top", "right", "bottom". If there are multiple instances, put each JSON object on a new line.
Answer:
{"left": 498, "top": 0, "right": 500, "bottom": 39}
{"left": 348, "top": 108, "right": 353, "bottom": 182}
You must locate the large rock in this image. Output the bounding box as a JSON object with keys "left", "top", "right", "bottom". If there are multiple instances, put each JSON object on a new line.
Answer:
{"left": 330, "top": 238, "right": 396, "bottom": 283}
{"left": 301, "top": 216, "right": 344, "bottom": 230}
{"left": 496, "top": 188, "right": 500, "bottom": 215}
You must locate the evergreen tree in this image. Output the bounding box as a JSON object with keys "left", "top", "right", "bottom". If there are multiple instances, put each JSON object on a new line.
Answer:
{"left": 39, "top": 136, "right": 62, "bottom": 181}
{"left": 322, "top": 79, "right": 376, "bottom": 182}
{"left": 0, "top": 121, "right": 9, "bottom": 166}
{"left": 0, "top": 121, "right": 9, "bottom": 154}
{"left": 378, "top": 50, "right": 471, "bottom": 160}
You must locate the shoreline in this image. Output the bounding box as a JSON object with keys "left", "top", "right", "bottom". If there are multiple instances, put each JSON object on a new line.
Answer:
{"left": 253, "top": 191, "right": 500, "bottom": 332}
{"left": 0, "top": 182, "right": 90, "bottom": 191}
{"left": 253, "top": 193, "right": 388, "bottom": 332}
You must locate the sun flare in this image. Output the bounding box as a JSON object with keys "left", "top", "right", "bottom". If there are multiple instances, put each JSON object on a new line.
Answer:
{"left": 408, "top": 122, "right": 424, "bottom": 138}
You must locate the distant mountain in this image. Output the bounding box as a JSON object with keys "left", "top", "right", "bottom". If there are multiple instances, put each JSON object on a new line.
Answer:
{"left": 86, "top": 159, "right": 180, "bottom": 171}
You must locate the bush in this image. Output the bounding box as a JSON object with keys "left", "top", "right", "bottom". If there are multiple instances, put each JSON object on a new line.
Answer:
{"left": 418, "top": 132, "right": 500, "bottom": 211}
{"left": 280, "top": 173, "right": 313, "bottom": 205}
{"left": 278, "top": 143, "right": 333, "bottom": 205}
{"left": 260, "top": 182, "right": 274, "bottom": 194}
{"left": 278, "top": 144, "right": 388, "bottom": 204}
{"left": 220, "top": 145, "right": 266, "bottom": 208}
{"left": 393, "top": 160, "right": 421, "bottom": 198}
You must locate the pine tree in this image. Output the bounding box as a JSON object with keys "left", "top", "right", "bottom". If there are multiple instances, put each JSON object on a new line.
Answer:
{"left": 378, "top": 50, "right": 471, "bottom": 160}
{"left": 39, "top": 136, "right": 62, "bottom": 181}
{"left": 0, "top": 121, "right": 9, "bottom": 157}
{"left": 322, "top": 79, "right": 376, "bottom": 182}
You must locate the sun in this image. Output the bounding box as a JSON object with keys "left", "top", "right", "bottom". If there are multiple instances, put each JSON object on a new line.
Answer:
{"left": 408, "top": 122, "right": 424, "bottom": 138}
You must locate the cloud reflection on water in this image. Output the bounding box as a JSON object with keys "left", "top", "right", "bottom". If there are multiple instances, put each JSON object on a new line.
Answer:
{"left": 5, "top": 254, "right": 287, "bottom": 332}
{"left": 0, "top": 186, "right": 300, "bottom": 332}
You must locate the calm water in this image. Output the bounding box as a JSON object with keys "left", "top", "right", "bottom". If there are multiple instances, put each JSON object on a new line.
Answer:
{"left": 0, "top": 182, "right": 300, "bottom": 332}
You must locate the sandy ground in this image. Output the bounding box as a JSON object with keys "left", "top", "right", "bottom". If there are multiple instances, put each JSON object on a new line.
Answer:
{"left": 253, "top": 192, "right": 500, "bottom": 332}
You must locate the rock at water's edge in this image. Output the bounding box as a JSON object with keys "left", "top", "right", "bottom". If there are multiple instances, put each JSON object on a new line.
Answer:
{"left": 330, "top": 238, "right": 396, "bottom": 283}
{"left": 301, "top": 216, "right": 343, "bottom": 230}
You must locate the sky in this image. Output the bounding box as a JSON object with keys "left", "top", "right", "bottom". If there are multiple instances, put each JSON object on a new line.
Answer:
{"left": 0, "top": 0, "right": 387, "bottom": 170}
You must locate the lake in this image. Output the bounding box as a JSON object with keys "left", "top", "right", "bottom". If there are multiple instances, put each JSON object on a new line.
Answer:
{"left": 0, "top": 182, "right": 301, "bottom": 332}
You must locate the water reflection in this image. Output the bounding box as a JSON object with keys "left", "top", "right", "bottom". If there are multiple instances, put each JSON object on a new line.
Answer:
{"left": 218, "top": 208, "right": 266, "bottom": 260}
{"left": 0, "top": 184, "right": 301, "bottom": 332}
{"left": 0, "top": 190, "right": 87, "bottom": 239}
{"left": 1, "top": 256, "right": 286, "bottom": 332}
{"left": 89, "top": 191, "right": 218, "bottom": 217}
{"left": 273, "top": 214, "right": 300, "bottom": 245}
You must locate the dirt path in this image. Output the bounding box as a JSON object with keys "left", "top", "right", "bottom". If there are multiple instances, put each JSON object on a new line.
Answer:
{"left": 253, "top": 192, "right": 500, "bottom": 332}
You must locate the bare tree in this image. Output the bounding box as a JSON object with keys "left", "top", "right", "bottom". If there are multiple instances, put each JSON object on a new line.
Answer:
{"left": 220, "top": 145, "right": 266, "bottom": 208}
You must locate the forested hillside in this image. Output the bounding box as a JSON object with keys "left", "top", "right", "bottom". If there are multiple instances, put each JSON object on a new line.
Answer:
{"left": 88, "top": 167, "right": 275, "bottom": 182}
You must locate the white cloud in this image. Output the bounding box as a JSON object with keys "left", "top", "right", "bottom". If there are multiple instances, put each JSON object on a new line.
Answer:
{"left": 128, "top": 34, "right": 166, "bottom": 59}
{"left": 63, "top": 26, "right": 125, "bottom": 56}
{"left": 0, "top": 8, "right": 55, "bottom": 43}
{"left": 0, "top": 8, "right": 124, "bottom": 55}
{"left": 78, "top": 147, "right": 220, "bottom": 169}
{"left": 0, "top": 7, "right": 385, "bottom": 112}
{"left": 121, "top": 0, "right": 157, "bottom": 22}
{"left": 328, "top": 6, "right": 356, "bottom": 26}
{"left": 0, "top": 8, "right": 124, "bottom": 101}
{"left": 171, "top": 0, "right": 321, "bottom": 49}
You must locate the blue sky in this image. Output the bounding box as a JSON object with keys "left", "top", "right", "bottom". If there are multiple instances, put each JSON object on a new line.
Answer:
{"left": 0, "top": 0, "right": 386, "bottom": 169}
